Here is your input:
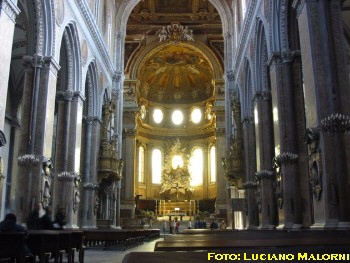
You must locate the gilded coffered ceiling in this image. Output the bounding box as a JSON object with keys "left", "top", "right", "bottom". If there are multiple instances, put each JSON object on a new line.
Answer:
{"left": 137, "top": 43, "right": 215, "bottom": 104}
{"left": 127, "top": 0, "right": 222, "bottom": 35}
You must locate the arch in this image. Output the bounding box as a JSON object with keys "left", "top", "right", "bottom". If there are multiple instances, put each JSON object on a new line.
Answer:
{"left": 127, "top": 41, "right": 224, "bottom": 80}
{"left": 58, "top": 23, "right": 82, "bottom": 92}
{"left": 84, "top": 61, "right": 99, "bottom": 116}
{"left": 116, "top": 0, "right": 233, "bottom": 37}
{"left": 254, "top": 20, "right": 270, "bottom": 93}
{"left": 243, "top": 59, "right": 254, "bottom": 118}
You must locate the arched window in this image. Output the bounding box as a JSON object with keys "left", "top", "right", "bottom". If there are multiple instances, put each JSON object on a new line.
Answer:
{"left": 152, "top": 148, "right": 162, "bottom": 184}
{"left": 189, "top": 148, "right": 203, "bottom": 186}
{"left": 210, "top": 146, "right": 216, "bottom": 183}
{"left": 138, "top": 146, "right": 144, "bottom": 183}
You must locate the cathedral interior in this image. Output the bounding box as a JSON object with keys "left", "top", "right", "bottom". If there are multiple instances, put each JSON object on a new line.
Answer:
{"left": 0, "top": 0, "right": 350, "bottom": 262}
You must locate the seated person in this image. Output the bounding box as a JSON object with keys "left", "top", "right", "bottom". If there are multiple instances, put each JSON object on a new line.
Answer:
{"left": 0, "top": 213, "right": 27, "bottom": 233}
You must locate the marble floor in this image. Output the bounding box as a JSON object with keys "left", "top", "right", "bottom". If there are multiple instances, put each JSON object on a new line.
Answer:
{"left": 84, "top": 238, "right": 164, "bottom": 263}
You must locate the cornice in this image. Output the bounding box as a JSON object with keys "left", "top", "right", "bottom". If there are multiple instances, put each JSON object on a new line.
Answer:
{"left": 233, "top": 0, "right": 258, "bottom": 77}
{"left": 70, "top": 0, "right": 115, "bottom": 78}
{"left": 0, "top": 0, "right": 21, "bottom": 23}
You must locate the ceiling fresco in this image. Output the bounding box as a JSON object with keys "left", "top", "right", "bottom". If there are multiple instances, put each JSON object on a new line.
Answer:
{"left": 137, "top": 44, "right": 215, "bottom": 104}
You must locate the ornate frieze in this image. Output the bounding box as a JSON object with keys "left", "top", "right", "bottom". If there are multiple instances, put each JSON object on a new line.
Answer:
{"left": 321, "top": 113, "right": 350, "bottom": 134}
{"left": 18, "top": 154, "right": 41, "bottom": 167}
{"left": 0, "top": 0, "right": 21, "bottom": 23}
{"left": 156, "top": 23, "right": 194, "bottom": 43}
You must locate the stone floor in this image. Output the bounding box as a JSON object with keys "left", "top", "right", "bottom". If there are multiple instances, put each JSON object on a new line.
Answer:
{"left": 84, "top": 238, "right": 164, "bottom": 263}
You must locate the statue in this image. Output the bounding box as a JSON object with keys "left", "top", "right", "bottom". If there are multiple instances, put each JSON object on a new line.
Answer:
{"left": 41, "top": 158, "right": 53, "bottom": 208}
{"left": 73, "top": 175, "right": 81, "bottom": 213}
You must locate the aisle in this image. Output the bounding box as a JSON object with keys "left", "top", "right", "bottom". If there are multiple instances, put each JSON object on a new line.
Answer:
{"left": 84, "top": 238, "right": 163, "bottom": 263}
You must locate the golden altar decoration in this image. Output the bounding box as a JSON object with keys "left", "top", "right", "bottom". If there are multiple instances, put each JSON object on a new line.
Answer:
{"left": 159, "top": 139, "right": 194, "bottom": 200}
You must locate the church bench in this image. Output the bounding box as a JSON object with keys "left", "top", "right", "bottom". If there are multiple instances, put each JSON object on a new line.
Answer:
{"left": 123, "top": 246, "right": 350, "bottom": 263}
{"left": 70, "top": 230, "right": 85, "bottom": 263}
{"left": 83, "top": 229, "right": 160, "bottom": 250}
{"left": 0, "top": 233, "right": 26, "bottom": 263}
{"left": 154, "top": 236, "right": 350, "bottom": 251}
{"left": 167, "top": 230, "right": 350, "bottom": 241}
{"left": 27, "top": 230, "right": 60, "bottom": 263}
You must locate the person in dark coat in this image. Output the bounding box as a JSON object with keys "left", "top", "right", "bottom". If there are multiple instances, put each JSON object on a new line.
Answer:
{"left": 40, "top": 206, "right": 54, "bottom": 230}
{"left": 26, "top": 203, "right": 42, "bottom": 230}
{"left": 0, "top": 213, "right": 27, "bottom": 233}
{"left": 53, "top": 207, "right": 67, "bottom": 229}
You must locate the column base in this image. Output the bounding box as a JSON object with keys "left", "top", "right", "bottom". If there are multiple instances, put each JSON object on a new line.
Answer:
{"left": 65, "top": 224, "right": 80, "bottom": 229}
{"left": 283, "top": 223, "right": 303, "bottom": 231}
{"left": 260, "top": 225, "right": 276, "bottom": 230}
{"left": 247, "top": 225, "right": 259, "bottom": 230}
{"left": 324, "top": 220, "right": 339, "bottom": 229}
{"left": 81, "top": 225, "right": 98, "bottom": 229}
{"left": 337, "top": 222, "right": 350, "bottom": 229}
{"left": 310, "top": 222, "right": 325, "bottom": 230}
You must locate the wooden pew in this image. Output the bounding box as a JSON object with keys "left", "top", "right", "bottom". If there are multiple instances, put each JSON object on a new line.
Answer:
{"left": 155, "top": 236, "right": 350, "bottom": 251}
{"left": 27, "top": 230, "right": 60, "bottom": 263}
{"left": 0, "top": 233, "right": 26, "bottom": 263}
{"left": 83, "top": 229, "right": 160, "bottom": 250}
{"left": 70, "top": 230, "right": 85, "bottom": 263}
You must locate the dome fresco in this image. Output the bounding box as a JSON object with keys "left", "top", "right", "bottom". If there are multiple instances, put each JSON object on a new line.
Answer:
{"left": 137, "top": 44, "right": 215, "bottom": 104}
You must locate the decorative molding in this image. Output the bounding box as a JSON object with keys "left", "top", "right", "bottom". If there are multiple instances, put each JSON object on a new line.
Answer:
{"left": 57, "top": 171, "right": 77, "bottom": 181}
{"left": 73, "top": 0, "right": 115, "bottom": 76}
{"left": 0, "top": 130, "right": 6, "bottom": 147}
{"left": 18, "top": 154, "right": 41, "bottom": 167}
{"left": 233, "top": 0, "right": 257, "bottom": 77}
{"left": 255, "top": 170, "right": 275, "bottom": 180}
{"left": 321, "top": 113, "right": 350, "bottom": 134}
{"left": 0, "top": 0, "right": 21, "bottom": 23}
{"left": 292, "top": 0, "right": 306, "bottom": 19}
{"left": 275, "top": 152, "right": 298, "bottom": 166}
{"left": 83, "top": 182, "right": 99, "bottom": 190}
{"left": 243, "top": 181, "right": 257, "bottom": 189}
{"left": 56, "top": 90, "right": 75, "bottom": 101}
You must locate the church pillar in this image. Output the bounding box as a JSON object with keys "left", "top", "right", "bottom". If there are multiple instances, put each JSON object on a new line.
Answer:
{"left": 113, "top": 73, "right": 124, "bottom": 227}
{"left": 54, "top": 90, "right": 75, "bottom": 228}
{"left": 122, "top": 128, "right": 136, "bottom": 219}
{"left": 269, "top": 50, "right": 312, "bottom": 229}
{"left": 16, "top": 55, "right": 59, "bottom": 222}
{"left": 215, "top": 128, "right": 227, "bottom": 217}
{"left": 293, "top": 0, "right": 350, "bottom": 228}
{"left": 81, "top": 116, "right": 99, "bottom": 228}
{"left": 255, "top": 92, "right": 278, "bottom": 229}
{"left": 242, "top": 118, "right": 259, "bottom": 229}
{"left": 0, "top": 0, "right": 19, "bottom": 131}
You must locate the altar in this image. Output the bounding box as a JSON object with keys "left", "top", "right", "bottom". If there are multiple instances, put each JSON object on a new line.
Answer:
{"left": 156, "top": 200, "right": 198, "bottom": 217}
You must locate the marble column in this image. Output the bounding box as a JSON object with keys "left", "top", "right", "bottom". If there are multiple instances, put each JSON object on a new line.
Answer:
{"left": 0, "top": 0, "right": 19, "bottom": 131}
{"left": 293, "top": 0, "right": 350, "bottom": 228}
{"left": 216, "top": 128, "right": 228, "bottom": 217}
{"left": 242, "top": 118, "right": 259, "bottom": 229}
{"left": 81, "top": 116, "right": 99, "bottom": 228}
{"left": 16, "top": 55, "right": 59, "bottom": 223}
{"left": 53, "top": 90, "right": 78, "bottom": 228}
{"left": 255, "top": 92, "right": 278, "bottom": 229}
{"left": 269, "top": 50, "right": 312, "bottom": 229}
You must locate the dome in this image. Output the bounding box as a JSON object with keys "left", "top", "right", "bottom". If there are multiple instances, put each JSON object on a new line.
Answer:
{"left": 137, "top": 44, "right": 215, "bottom": 104}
